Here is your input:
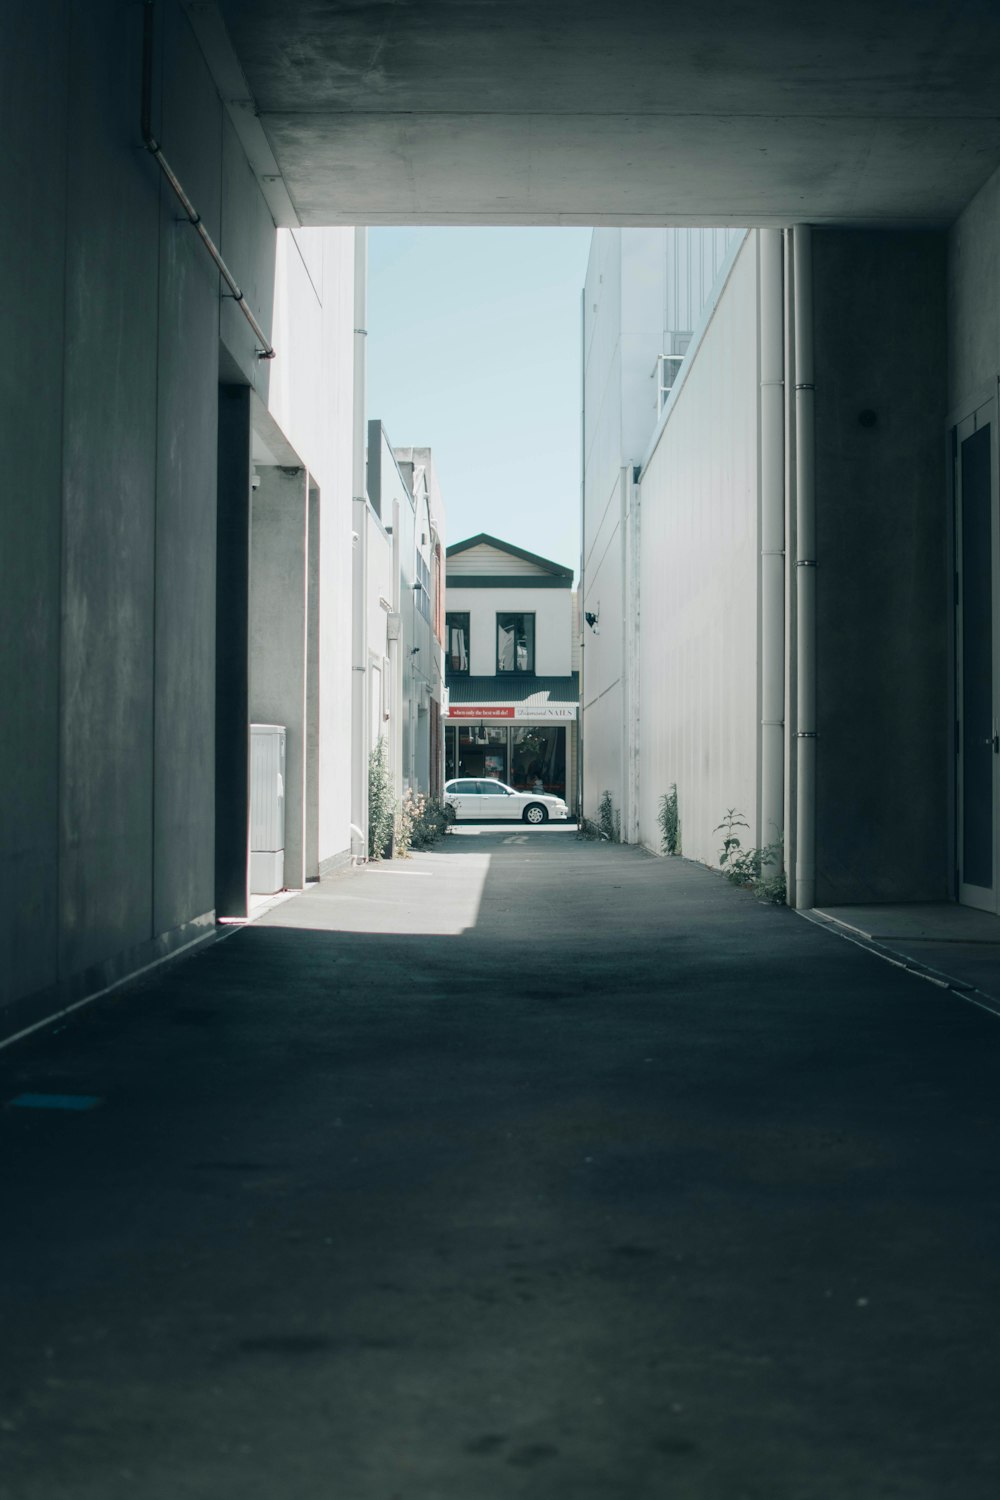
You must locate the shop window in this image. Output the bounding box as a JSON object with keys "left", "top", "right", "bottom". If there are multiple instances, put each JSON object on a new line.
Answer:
{"left": 446, "top": 612, "right": 470, "bottom": 674}
{"left": 497, "top": 612, "right": 535, "bottom": 674}
{"left": 457, "top": 725, "right": 508, "bottom": 782}
{"left": 510, "top": 726, "right": 566, "bottom": 800}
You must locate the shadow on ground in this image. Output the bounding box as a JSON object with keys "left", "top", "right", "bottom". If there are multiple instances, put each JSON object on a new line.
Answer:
{"left": 2, "top": 837, "right": 1000, "bottom": 1499}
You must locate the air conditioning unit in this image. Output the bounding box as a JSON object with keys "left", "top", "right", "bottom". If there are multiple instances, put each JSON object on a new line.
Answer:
{"left": 249, "top": 724, "right": 285, "bottom": 893}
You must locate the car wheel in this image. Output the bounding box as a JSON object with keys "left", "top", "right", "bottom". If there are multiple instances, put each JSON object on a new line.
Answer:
{"left": 523, "top": 803, "right": 548, "bottom": 825}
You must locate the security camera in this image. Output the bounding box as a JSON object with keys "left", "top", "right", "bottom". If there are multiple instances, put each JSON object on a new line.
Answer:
{"left": 251, "top": 470, "right": 262, "bottom": 491}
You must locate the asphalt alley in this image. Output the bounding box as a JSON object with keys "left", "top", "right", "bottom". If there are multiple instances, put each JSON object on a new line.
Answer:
{"left": 2, "top": 827, "right": 999, "bottom": 1500}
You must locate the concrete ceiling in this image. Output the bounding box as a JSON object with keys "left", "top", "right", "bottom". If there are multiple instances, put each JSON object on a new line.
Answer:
{"left": 215, "top": 0, "right": 1000, "bottom": 227}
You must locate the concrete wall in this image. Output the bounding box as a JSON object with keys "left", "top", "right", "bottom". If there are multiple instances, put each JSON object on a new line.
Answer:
{"left": 948, "top": 162, "right": 1000, "bottom": 415}
{"left": 370, "top": 426, "right": 438, "bottom": 794}
{"left": 812, "top": 230, "right": 949, "bottom": 903}
{"left": 446, "top": 587, "right": 573, "bottom": 677}
{"left": 581, "top": 230, "right": 627, "bottom": 822}
{"left": 250, "top": 467, "right": 309, "bottom": 887}
{"left": 2, "top": 0, "right": 68, "bottom": 1008}
{"left": 580, "top": 465, "right": 627, "bottom": 821}
{"left": 637, "top": 235, "right": 761, "bottom": 866}
{"left": 267, "top": 227, "right": 357, "bottom": 873}
{"left": 363, "top": 502, "right": 395, "bottom": 779}
{"left": 0, "top": 0, "right": 357, "bottom": 1030}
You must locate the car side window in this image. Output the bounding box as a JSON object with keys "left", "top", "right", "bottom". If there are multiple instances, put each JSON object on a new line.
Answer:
{"left": 451, "top": 780, "right": 477, "bottom": 794}
{"left": 477, "top": 780, "right": 506, "bottom": 796}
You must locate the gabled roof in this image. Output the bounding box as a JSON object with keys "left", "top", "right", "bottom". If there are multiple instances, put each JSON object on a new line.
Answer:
{"left": 446, "top": 533, "right": 573, "bottom": 580}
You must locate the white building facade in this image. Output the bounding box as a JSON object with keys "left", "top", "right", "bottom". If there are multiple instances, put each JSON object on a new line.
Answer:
{"left": 584, "top": 213, "right": 975, "bottom": 913}
{"left": 445, "top": 537, "right": 579, "bottom": 810}
{"left": 581, "top": 228, "right": 743, "bottom": 840}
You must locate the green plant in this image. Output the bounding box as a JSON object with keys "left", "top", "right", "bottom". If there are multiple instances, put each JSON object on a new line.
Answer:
{"left": 367, "top": 738, "right": 394, "bottom": 860}
{"left": 658, "top": 784, "right": 681, "bottom": 855}
{"left": 713, "top": 808, "right": 786, "bottom": 904}
{"left": 396, "top": 788, "right": 449, "bottom": 855}
{"left": 598, "top": 789, "right": 618, "bottom": 843}
{"left": 714, "top": 808, "right": 750, "bottom": 866}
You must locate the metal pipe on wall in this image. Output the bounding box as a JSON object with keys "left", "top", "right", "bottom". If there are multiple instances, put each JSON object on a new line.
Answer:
{"left": 623, "top": 467, "right": 641, "bottom": 845}
{"left": 577, "top": 288, "right": 587, "bottom": 824}
{"left": 141, "top": 1, "right": 275, "bottom": 361}
{"left": 758, "top": 230, "right": 786, "bottom": 877}
{"left": 792, "top": 226, "right": 817, "bottom": 910}
{"left": 350, "top": 232, "right": 369, "bottom": 860}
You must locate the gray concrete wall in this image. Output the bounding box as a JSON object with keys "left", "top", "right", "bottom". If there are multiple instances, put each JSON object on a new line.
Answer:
{"left": 154, "top": 0, "right": 223, "bottom": 938}
{"left": 1, "top": 0, "right": 69, "bottom": 1008}
{"left": 0, "top": 0, "right": 279, "bottom": 1029}
{"left": 250, "top": 467, "right": 309, "bottom": 889}
{"left": 812, "top": 230, "right": 949, "bottom": 903}
{"left": 948, "top": 162, "right": 1000, "bottom": 416}
{"left": 59, "top": 0, "right": 159, "bottom": 979}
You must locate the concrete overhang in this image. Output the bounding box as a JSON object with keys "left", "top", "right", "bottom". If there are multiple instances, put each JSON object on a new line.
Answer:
{"left": 213, "top": 0, "right": 1000, "bottom": 227}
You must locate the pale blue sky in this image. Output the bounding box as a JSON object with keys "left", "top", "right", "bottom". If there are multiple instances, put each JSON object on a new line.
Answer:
{"left": 366, "top": 227, "right": 592, "bottom": 579}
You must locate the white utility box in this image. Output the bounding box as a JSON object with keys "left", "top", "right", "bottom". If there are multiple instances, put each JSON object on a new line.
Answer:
{"left": 250, "top": 724, "right": 286, "bottom": 894}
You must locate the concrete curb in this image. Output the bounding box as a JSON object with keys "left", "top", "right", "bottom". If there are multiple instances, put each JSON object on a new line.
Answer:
{"left": 798, "top": 907, "right": 1000, "bottom": 1023}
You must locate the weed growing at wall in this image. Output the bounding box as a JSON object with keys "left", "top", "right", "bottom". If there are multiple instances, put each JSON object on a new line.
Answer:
{"left": 713, "top": 808, "right": 787, "bottom": 904}
{"left": 367, "top": 738, "right": 394, "bottom": 860}
{"left": 658, "top": 784, "right": 681, "bottom": 855}
{"left": 396, "top": 789, "right": 449, "bottom": 855}
{"left": 598, "top": 789, "right": 619, "bottom": 842}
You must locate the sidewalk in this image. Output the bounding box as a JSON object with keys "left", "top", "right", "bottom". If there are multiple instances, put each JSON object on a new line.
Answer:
{"left": 809, "top": 901, "right": 1000, "bottom": 1014}
{"left": 2, "top": 832, "right": 1000, "bottom": 1499}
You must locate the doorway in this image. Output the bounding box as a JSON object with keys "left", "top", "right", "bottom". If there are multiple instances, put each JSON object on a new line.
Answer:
{"left": 955, "top": 396, "right": 999, "bottom": 912}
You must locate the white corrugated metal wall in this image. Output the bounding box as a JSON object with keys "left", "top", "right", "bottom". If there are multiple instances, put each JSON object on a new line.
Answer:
{"left": 664, "top": 229, "right": 744, "bottom": 339}
{"left": 637, "top": 234, "right": 761, "bottom": 864}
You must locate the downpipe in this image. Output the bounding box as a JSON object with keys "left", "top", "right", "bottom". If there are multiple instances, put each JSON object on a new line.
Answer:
{"left": 758, "top": 230, "right": 785, "bottom": 878}
{"left": 792, "top": 226, "right": 817, "bottom": 910}
{"left": 350, "top": 232, "right": 369, "bottom": 857}
{"left": 624, "top": 467, "right": 641, "bottom": 844}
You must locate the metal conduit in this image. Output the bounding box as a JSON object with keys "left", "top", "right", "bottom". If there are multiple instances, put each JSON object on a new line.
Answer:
{"left": 141, "top": 1, "right": 275, "bottom": 361}
{"left": 792, "top": 226, "right": 816, "bottom": 911}
{"left": 758, "top": 229, "right": 785, "bottom": 882}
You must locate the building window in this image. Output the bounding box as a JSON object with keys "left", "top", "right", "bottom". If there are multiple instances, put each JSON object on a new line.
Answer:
{"left": 496, "top": 613, "right": 535, "bottom": 674}
{"left": 656, "top": 335, "right": 692, "bottom": 412}
{"left": 446, "top": 612, "right": 470, "bottom": 674}
{"left": 415, "top": 552, "right": 431, "bottom": 622}
{"left": 510, "top": 726, "right": 565, "bottom": 798}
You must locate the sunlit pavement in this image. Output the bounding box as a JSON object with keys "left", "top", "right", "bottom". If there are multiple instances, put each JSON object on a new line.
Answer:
{"left": 2, "top": 835, "right": 1000, "bottom": 1498}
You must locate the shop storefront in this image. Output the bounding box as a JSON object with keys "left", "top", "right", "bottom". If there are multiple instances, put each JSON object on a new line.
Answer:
{"left": 444, "top": 704, "right": 577, "bottom": 806}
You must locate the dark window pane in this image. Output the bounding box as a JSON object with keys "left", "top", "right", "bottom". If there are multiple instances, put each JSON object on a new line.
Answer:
{"left": 511, "top": 726, "right": 566, "bottom": 799}
{"left": 497, "top": 612, "right": 535, "bottom": 673}
{"left": 446, "top": 613, "right": 470, "bottom": 673}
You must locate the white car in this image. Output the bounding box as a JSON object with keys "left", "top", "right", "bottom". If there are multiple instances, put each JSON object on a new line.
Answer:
{"left": 444, "top": 778, "right": 570, "bottom": 824}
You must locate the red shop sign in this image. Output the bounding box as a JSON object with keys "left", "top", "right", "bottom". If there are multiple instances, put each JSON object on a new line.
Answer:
{"left": 448, "top": 705, "right": 515, "bottom": 719}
